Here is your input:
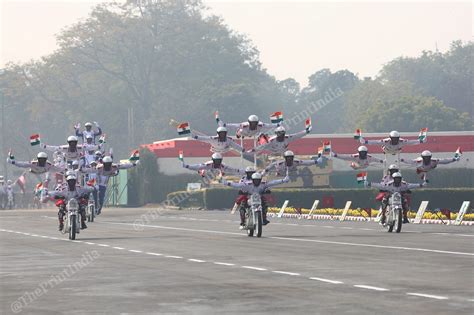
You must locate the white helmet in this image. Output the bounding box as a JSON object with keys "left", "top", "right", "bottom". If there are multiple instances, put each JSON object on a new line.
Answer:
{"left": 421, "top": 150, "right": 432, "bottom": 157}
{"left": 216, "top": 126, "right": 227, "bottom": 133}
{"left": 248, "top": 115, "right": 259, "bottom": 122}
{"left": 95, "top": 151, "right": 102, "bottom": 156}
{"left": 37, "top": 152, "right": 48, "bottom": 159}
{"left": 388, "top": 164, "right": 398, "bottom": 171}
{"left": 358, "top": 146, "right": 368, "bottom": 152}
{"left": 245, "top": 166, "right": 256, "bottom": 172}
{"left": 102, "top": 156, "right": 113, "bottom": 163}
{"left": 72, "top": 160, "right": 79, "bottom": 166}
{"left": 275, "top": 126, "right": 286, "bottom": 134}
{"left": 66, "top": 174, "right": 77, "bottom": 181}
{"left": 283, "top": 150, "right": 294, "bottom": 157}
{"left": 392, "top": 172, "right": 402, "bottom": 178}
{"left": 211, "top": 153, "right": 223, "bottom": 160}
{"left": 7, "top": 180, "right": 12, "bottom": 185}
{"left": 389, "top": 130, "right": 400, "bottom": 138}
{"left": 85, "top": 122, "right": 93, "bottom": 127}
{"left": 67, "top": 135, "right": 78, "bottom": 142}
{"left": 251, "top": 173, "right": 262, "bottom": 180}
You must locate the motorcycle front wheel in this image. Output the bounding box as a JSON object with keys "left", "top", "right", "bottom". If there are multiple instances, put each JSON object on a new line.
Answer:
{"left": 256, "top": 211, "right": 263, "bottom": 238}
{"left": 395, "top": 208, "right": 403, "bottom": 233}
{"left": 69, "top": 215, "right": 76, "bottom": 240}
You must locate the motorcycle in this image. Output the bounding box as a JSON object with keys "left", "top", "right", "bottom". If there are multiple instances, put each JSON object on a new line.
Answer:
{"left": 385, "top": 192, "right": 403, "bottom": 233}
{"left": 62, "top": 198, "right": 81, "bottom": 240}
{"left": 245, "top": 193, "right": 263, "bottom": 237}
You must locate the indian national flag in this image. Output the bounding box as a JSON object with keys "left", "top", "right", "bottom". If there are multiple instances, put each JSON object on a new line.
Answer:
{"left": 270, "top": 111, "right": 283, "bottom": 123}
{"left": 87, "top": 178, "right": 96, "bottom": 186}
{"left": 99, "top": 134, "right": 106, "bottom": 144}
{"left": 317, "top": 146, "right": 324, "bottom": 156}
{"left": 178, "top": 150, "right": 184, "bottom": 161}
{"left": 418, "top": 128, "right": 428, "bottom": 141}
{"left": 30, "top": 134, "right": 40, "bottom": 146}
{"left": 455, "top": 147, "right": 462, "bottom": 158}
{"left": 305, "top": 118, "right": 312, "bottom": 130}
{"left": 214, "top": 111, "right": 220, "bottom": 122}
{"left": 177, "top": 122, "right": 191, "bottom": 135}
{"left": 323, "top": 141, "right": 331, "bottom": 153}
{"left": 356, "top": 172, "right": 367, "bottom": 183}
{"left": 354, "top": 129, "right": 362, "bottom": 140}
{"left": 129, "top": 150, "right": 140, "bottom": 161}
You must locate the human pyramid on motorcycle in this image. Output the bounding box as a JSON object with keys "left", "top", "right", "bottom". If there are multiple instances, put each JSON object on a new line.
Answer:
{"left": 6, "top": 121, "right": 139, "bottom": 240}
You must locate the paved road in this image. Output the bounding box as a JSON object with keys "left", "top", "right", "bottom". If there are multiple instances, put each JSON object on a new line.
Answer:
{"left": 0, "top": 208, "right": 473, "bottom": 314}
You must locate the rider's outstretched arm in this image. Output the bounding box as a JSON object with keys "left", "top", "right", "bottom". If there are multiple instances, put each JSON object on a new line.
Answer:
{"left": 221, "top": 178, "right": 246, "bottom": 189}
{"left": 222, "top": 122, "right": 241, "bottom": 130}
{"left": 228, "top": 139, "right": 244, "bottom": 152}
{"left": 367, "top": 156, "right": 384, "bottom": 164}
{"left": 436, "top": 157, "right": 459, "bottom": 165}
{"left": 361, "top": 138, "right": 385, "bottom": 145}
{"left": 399, "top": 158, "right": 418, "bottom": 166}
{"left": 41, "top": 143, "right": 61, "bottom": 152}
{"left": 288, "top": 129, "right": 309, "bottom": 141}
{"left": 265, "top": 176, "right": 290, "bottom": 188}
{"left": 117, "top": 162, "right": 137, "bottom": 170}
{"left": 7, "top": 160, "right": 33, "bottom": 168}
{"left": 183, "top": 163, "right": 207, "bottom": 171}
{"left": 401, "top": 138, "right": 424, "bottom": 145}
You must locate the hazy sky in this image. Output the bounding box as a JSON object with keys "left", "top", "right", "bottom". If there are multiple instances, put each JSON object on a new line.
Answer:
{"left": 1, "top": 0, "right": 471, "bottom": 85}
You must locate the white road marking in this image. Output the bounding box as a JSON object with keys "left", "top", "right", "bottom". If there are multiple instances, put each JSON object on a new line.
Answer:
{"left": 272, "top": 271, "right": 300, "bottom": 276}
{"left": 103, "top": 222, "right": 474, "bottom": 257}
{"left": 309, "top": 277, "right": 343, "bottom": 284}
{"left": 340, "top": 227, "right": 353, "bottom": 230}
{"left": 165, "top": 255, "right": 183, "bottom": 259}
{"left": 113, "top": 246, "right": 125, "bottom": 250}
{"left": 214, "top": 262, "right": 235, "bottom": 266}
{"left": 96, "top": 244, "right": 110, "bottom": 247}
{"left": 146, "top": 252, "right": 163, "bottom": 256}
{"left": 354, "top": 285, "right": 389, "bottom": 292}
{"left": 322, "top": 226, "right": 335, "bottom": 228}
{"left": 85, "top": 242, "right": 95, "bottom": 245}
{"left": 407, "top": 293, "right": 448, "bottom": 300}
{"left": 188, "top": 259, "right": 206, "bottom": 263}
{"left": 242, "top": 266, "right": 267, "bottom": 271}
{"left": 129, "top": 250, "right": 143, "bottom": 253}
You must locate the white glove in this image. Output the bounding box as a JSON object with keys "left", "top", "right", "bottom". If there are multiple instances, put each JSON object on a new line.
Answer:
{"left": 74, "top": 123, "right": 80, "bottom": 129}
{"left": 94, "top": 121, "right": 100, "bottom": 128}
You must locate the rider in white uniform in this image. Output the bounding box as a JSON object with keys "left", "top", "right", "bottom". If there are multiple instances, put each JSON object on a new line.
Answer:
{"left": 250, "top": 125, "right": 311, "bottom": 155}
{"left": 192, "top": 127, "right": 244, "bottom": 154}
{"left": 332, "top": 146, "right": 383, "bottom": 170}
{"left": 222, "top": 115, "right": 278, "bottom": 138}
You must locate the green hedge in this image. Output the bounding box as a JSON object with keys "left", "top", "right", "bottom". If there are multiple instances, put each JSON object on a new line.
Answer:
{"left": 170, "top": 187, "right": 474, "bottom": 211}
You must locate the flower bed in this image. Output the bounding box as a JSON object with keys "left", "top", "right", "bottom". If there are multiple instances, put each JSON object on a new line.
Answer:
{"left": 267, "top": 207, "right": 474, "bottom": 221}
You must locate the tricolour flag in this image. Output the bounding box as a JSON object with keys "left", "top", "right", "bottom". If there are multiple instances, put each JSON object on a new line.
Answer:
{"left": 305, "top": 118, "right": 312, "bottom": 130}
{"left": 177, "top": 122, "right": 191, "bottom": 135}
{"left": 214, "top": 111, "right": 220, "bottom": 123}
{"left": 178, "top": 150, "right": 184, "bottom": 161}
{"left": 30, "top": 134, "right": 40, "bottom": 146}
{"left": 418, "top": 128, "right": 428, "bottom": 141}
{"left": 323, "top": 141, "right": 331, "bottom": 153}
{"left": 270, "top": 111, "right": 283, "bottom": 124}
{"left": 317, "top": 146, "right": 324, "bottom": 156}
{"left": 354, "top": 129, "right": 362, "bottom": 140}
{"left": 455, "top": 147, "right": 462, "bottom": 158}
{"left": 129, "top": 150, "right": 140, "bottom": 161}
{"left": 87, "top": 178, "right": 96, "bottom": 186}
{"left": 99, "top": 134, "right": 106, "bottom": 144}
{"left": 356, "top": 172, "right": 367, "bottom": 183}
